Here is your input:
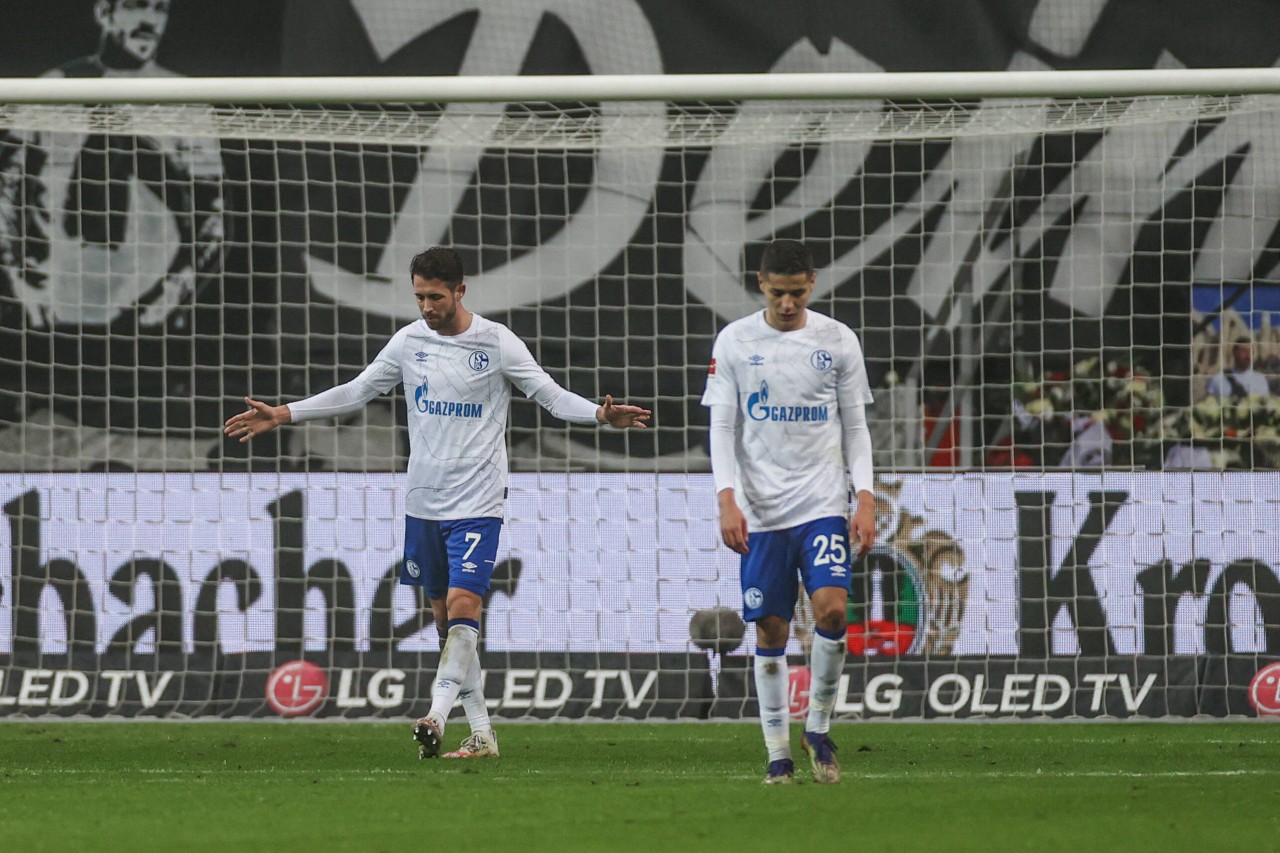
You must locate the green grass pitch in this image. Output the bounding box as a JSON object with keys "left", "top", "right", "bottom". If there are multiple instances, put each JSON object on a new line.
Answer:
{"left": 2, "top": 721, "right": 1277, "bottom": 852}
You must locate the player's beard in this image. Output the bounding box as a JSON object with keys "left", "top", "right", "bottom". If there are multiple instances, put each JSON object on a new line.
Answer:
{"left": 124, "top": 30, "right": 161, "bottom": 62}
{"left": 100, "top": 33, "right": 156, "bottom": 68}
{"left": 423, "top": 303, "right": 457, "bottom": 331}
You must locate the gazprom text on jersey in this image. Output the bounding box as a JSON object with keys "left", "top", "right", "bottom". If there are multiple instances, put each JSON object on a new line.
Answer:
{"left": 418, "top": 399, "right": 484, "bottom": 418}
{"left": 747, "top": 404, "right": 829, "bottom": 422}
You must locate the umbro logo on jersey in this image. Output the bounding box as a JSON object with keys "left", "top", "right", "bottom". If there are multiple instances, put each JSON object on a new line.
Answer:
{"left": 749, "top": 354, "right": 765, "bottom": 366}
{"left": 462, "top": 561, "right": 477, "bottom": 572}
{"left": 415, "top": 351, "right": 428, "bottom": 361}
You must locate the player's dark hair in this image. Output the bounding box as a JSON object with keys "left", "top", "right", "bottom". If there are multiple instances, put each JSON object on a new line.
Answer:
{"left": 97, "top": 0, "right": 164, "bottom": 19}
{"left": 410, "top": 247, "right": 465, "bottom": 290}
{"left": 759, "top": 239, "right": 814, "bottom": 277}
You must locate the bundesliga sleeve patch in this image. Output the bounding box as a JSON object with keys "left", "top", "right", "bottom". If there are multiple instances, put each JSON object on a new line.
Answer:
{"left": 708, "top": 358, "right": 717, "bottom": 376}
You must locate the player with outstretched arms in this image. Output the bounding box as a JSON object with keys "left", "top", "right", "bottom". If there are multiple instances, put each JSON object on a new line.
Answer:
{"left": 701, "top": 239, "right": 875, "bottom": 784}
{"left": 225, "top": 246, "right": 651, "bottom": 760}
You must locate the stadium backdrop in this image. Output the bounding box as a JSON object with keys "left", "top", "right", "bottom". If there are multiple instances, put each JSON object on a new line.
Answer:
{"left": 0, "top": 0, "right": 1278, "bottom": 718}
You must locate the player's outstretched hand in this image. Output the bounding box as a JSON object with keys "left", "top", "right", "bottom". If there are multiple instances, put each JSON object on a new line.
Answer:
{"left": 223, "top": 397, "right": 291, "bottom": 443}
{"left": 597, "top": 394, "right": 652, "bottom": 429}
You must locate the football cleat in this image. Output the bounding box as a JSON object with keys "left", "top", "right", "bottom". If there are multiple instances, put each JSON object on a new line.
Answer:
{"left": 763, "top": 758, "right": 795, "bottom": 785}
{"left": 412, "top": 714, "right": 444, "bottom": 760}
{"left": 801, "top": 731, "right": 841, "bottom": 784}
{"left": 443, "top": 729, "right": 500, "bottom": 759}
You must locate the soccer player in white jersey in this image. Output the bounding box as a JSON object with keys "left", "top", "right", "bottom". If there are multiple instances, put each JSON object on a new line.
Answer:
{"left": 701, "top": 239, "right": 876, "bottom": 785}
{"left": 224, "top": 246, "right": 651, "bottom": 759}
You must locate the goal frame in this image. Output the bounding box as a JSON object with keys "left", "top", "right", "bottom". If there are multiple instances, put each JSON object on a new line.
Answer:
{"left": 2, "top": 68, "right": 1279, "bottom": 720}
{"left": 2, "top": 67, "right": 1280, "bottom": 104}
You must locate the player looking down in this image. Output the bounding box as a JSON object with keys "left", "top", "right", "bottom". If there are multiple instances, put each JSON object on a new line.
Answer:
{"left": 701, "top": 239, "right": 876, "bottom": 784}
{"left": 224, "top": 246, "right": 651, "bottom": 759}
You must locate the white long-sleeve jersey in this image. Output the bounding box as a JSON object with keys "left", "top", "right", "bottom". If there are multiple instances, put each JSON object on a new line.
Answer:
{"left": 701, "top": 310, "right": 874, "bottom": 532}
{"left": 288, "top": 314, "right": 599, "bottom": 520}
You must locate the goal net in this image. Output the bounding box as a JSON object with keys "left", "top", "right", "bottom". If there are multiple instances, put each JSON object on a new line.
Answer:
{"left": 1, "top": 72, "right": 1278, "bottom": 720}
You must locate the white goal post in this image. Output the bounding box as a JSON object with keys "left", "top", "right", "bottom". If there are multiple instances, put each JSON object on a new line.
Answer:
{"left": 1, "top": 70, "right": 1278, "bottom": 720}
{"left": 7, "top": 67, "right": 1280, "bottom": 101}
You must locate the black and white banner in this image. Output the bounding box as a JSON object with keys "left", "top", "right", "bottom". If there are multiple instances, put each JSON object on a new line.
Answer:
{"left": 3, "top": 472, "right": 1279, "bottom": 657}
{"left": 2, "top": 472, "right": 1279, "bottom": 717}
{"left": 0, "top": 652, "right": 714, "bottom": 720}
{"left": 3, "top": 1, "right": 1280, "bottom": 462}
{"left": 3, "top": 653, "right": 1277, "bottom": 719}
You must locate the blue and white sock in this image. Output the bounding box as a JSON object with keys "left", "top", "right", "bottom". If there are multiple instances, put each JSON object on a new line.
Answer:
{"left": 805, "top": 626, "right": 847, "bottom": 734}
{"left": 754, "top": 646, "right": 791, "bottom": 762}
{"left": 428, "top": 618, "right": 479, "bottom": 733}
{"left": 458, "top": 649, "right": 492, "bottom": 734}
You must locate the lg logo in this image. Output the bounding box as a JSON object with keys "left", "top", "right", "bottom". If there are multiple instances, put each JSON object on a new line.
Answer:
{"left": 1249, "top": 662, "right": 1280, "bottom": 717}
{"left": 265, "top": 660, "right": 329, "bottom": 717}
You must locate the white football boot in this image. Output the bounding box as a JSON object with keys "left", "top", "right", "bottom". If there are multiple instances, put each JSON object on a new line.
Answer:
{"left": 443, "top": 729, "right": 500, "bottom": 759}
